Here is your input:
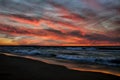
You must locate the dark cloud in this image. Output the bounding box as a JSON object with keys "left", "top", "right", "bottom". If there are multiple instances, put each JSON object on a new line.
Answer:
{"left": 68, "top": 30, "right": 83, "bottom": 37}
{"left": 0, "top": 23, "right": 46, "bottom": 36}
{"left": 67, "top": 30, "right": 120, "bottom": 42}
{"left": 46, "top": 29, "right": 64, "bottom": 35}
{"left": 85, "top": 33, "right": 120, "bottom": 42}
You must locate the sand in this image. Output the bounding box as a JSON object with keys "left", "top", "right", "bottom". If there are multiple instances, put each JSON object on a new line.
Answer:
{"left": 0, "top": 54, "right": 120, "bottom": 80}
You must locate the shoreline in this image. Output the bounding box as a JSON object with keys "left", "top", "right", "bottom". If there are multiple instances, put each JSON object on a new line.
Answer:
{"left": 1, "top": 53, "right": 120, "bottom": 77}
{"left": 0, "top": 53, "right": 120, "bottom": 80}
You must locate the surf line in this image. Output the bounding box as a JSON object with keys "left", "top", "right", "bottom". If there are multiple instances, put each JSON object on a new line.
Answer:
{"left": 2, "top": 53, "right": 120, "bottom": 77}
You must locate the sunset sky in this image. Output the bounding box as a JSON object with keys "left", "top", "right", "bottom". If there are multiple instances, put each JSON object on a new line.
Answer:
{"left": 0, "top": 0, "right": 120, "bottom": 46}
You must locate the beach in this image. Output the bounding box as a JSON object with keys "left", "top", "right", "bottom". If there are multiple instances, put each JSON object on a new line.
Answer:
{"left": 0, "top": 54, "right": 120, "bottom": 80}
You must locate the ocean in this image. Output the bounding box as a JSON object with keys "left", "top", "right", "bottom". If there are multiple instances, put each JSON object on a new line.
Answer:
{"left": 0, "top": 46, "right": 120, "bottom": 76}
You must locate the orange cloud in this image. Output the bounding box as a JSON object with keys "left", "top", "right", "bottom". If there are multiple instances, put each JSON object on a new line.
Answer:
{"left": 0, "top": 38, "right": 18, "bottom": 45}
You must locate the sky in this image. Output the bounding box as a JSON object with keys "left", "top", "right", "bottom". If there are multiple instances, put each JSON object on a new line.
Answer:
{"left": 0, "top": 0, "right": 120, "bottom": 46}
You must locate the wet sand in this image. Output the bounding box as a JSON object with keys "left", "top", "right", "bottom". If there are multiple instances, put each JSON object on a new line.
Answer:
{"left": 0, "top": 54, "right": 120, "bottom": 80}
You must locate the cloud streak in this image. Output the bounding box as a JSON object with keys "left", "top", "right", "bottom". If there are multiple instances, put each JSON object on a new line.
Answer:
{"left": 0, "top": 0, "right": 120, "bottom": 46}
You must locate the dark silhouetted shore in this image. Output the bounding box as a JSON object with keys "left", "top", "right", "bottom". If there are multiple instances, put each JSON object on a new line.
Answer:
{"left": 0, "top": 54, "right": 120, "bottom": 80}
